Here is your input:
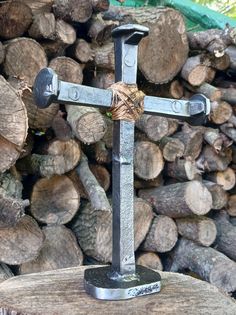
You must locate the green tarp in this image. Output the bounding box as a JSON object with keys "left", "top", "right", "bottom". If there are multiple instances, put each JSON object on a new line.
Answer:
{"left": 110, "top": 0, "right": 236, "bottom": 31}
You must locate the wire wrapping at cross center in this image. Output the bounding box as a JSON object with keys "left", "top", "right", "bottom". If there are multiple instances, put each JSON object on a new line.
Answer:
{"left": 108, "top": 82, "right": 145, "bottom": 122}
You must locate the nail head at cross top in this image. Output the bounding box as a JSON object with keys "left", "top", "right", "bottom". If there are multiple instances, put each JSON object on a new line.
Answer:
{"left": 112, "top": 24, "right": 149, "bottom": 45}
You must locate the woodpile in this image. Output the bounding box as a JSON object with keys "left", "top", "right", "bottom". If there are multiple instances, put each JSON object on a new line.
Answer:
{"left": 0, "top": 0, "right": 236, "bottom": 299}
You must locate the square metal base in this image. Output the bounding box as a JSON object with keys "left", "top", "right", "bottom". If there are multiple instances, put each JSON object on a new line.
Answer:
{"left": 84, "top": 265, "right": 161, "bottom": 300}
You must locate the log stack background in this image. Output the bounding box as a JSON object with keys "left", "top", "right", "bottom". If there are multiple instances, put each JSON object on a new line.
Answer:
{"left": 0, "top": 0, "right": 236, "bottom": 297}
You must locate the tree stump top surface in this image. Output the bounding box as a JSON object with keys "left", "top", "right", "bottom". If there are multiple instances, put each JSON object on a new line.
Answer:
{"left": 0, "top": 266, "right": 235, "bottom": 315}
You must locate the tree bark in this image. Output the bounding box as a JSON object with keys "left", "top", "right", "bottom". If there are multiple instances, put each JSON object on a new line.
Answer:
{"left": 71, "top": 198, "right": 153, "bottom": 263}
{"left": 139, "top": 180, "right": 212, "bottom": 218}
{"left": 141, "top": 215, "right": 178, "bottom": 253}
{"left": 19, "top": 225, "right": 83, "bottom": 274}
{"left": 0, "top": 42, "right": 5, "bottom": 65}
{"left": 176, "top": 216, "right": 217, "bottom": 247}
{"left": 31, "top": 175, "right": 80, "bottom": 225}
{"left": 203, "top": 181, "right": 228, "bottom": 210}
{"left": 170, "top": 238, "right": 236, "bottom": 293}
{"left": 166, "top": 159, "right": 200, "bottom": 181}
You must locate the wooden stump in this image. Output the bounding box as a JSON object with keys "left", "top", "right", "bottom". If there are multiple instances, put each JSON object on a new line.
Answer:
{"left": 4, "top": 38, "right": 47, "bottom": 86}
{"left": 19, "top": 225, "right": 83, "bottom": 274}
{"left": 139, "top": 181, "right": 212, "bottom": 218}
{"left": 0, "top": 266, "right": 236, "bottom": 315}
{"left": 0, "top": 76, "right": 28, "bottom": 173}
{"left": 31, "top": 175, "right": 80, "bottom": 225}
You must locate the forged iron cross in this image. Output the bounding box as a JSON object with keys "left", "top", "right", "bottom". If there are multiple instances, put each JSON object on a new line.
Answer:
{"left": 34, "top": 24, "right": 210, "bottom": 300}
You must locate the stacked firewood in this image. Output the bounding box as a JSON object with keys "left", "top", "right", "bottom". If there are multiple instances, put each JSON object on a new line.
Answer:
{"left": 0, "top": 0, "right": 236, "bottom": 296}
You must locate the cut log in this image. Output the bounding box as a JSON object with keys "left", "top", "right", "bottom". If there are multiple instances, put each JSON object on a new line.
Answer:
{"left": 227, "top": 194, "right": 236, "bottom": 216}
{"left": 173, "top": 124, "right": 203, "bottom": 160}
{"left": 196, "top": 83, "right": 222, "bottom": 101}
{"left": 66, "top": 106, "right": 107, "bottom": 144}
{"left": 0, "top": 1, "right": 32, "bottom": 39}
{"left": 139, "top": 180, "right": 212, "bottom": 218}
{"left": 74, "top": 154, "right": 111, "bottom": 211}
{"left": 219, "top": 87, "right": 236, "bottom": 105}
{"left": 53, "top": 0, "right": 93, "bottom": 23}
{"left": 226, "top": 45, "right": 236, "bottom": 70}
{"left": 181, "top": 55, "right": 208, "bottom": 86}
{"left": 0, "top": 215, "right": 44, "bottom": 265}
{"left": 157, "top": 80, "right": 184, "bottom": 99}
{"left": 0, "top": 42, "right": 5, "bottom": 64}
{"left": 19, "top": 0, "right": 53, "bottom": 14}
{"left": 159, "top": 137, "right": 185, "bottom": 162}
{"left": 203, "top": 181, "right": 228, "bottom": 210}
{"left": 136, "top": 115, "right": 178, "bottom": 141}
{"left": 4, "top": 38, "right": 47, "bottom": 86}
{"left": 205, "top": 167, "right": 236, "bottom": 191}
{"left": 91, "top": 70, "right": 115, "bottom": 89}
{"left": 91, "top": 140, "right": 112, "bottom": 164}
{"left": 41, "top": 39, "right": 66, "bottom": 59}
{"left": 176, "top": 216, "right": 217, "bottom": 247}
{"left": 210, "top": 100, "right": 232, "bottom": 124}
{"left": 68, "top": 39, "right": 94, "bottom": 63}
{"left": 220, "top": 122, "right": 236, "bottom": 142}
{"left": 136, "top": 252, "right": 163, "bottom": 271}
{"left": 196, "top": 145, "right": 232, "bottom": 172}
{"left": 0, "top": 263, "right": 14, "bottom": 284}
{"left": 28, "top": 12, "right": 56, "bottom": 39}
{"left": 0, "top": 170, "right": 23, "bottom": 199}
{"left": 19, "top": 225, "right": 83, "bottom": 274}
{"left": 93, "top": 42, "right": 115, "bottom": 70}
{"left": 170, "top": 238, "right": 236, "bottom": 293}
{"left": 205, "top": 67, "right": 216, "bottom": 83}
{"left": 91, "top": 0, "right": 109, "bottom": 12}
{"left": 71, "top": 198, "right": 153, "bottom": 263}
{"left": 213, "top": 211, "right": 236, "bottom": 261}
{"left": 134, "top": 175, "right": 163, "bottom": 190}
{"left": 17, "top": 139, "right": 81, "bottom": 177}
{"left": 8, "top": 78, "right": 59, "bottom": 130}
{"left": 203, "top": 127, "right": 223, "bottom": 152}
{"left": 49, "top": 56, "right": 83, "bottom": 84}
{"left": 166, "top": 159, "right": 200, "bottom": 181}
{"left": 141, "top": 215, "right": 178, "bottom": 253}
{"left": 1, "top": 267, "right": 236, "bottom": 315}
{"left": 105, "top": 7, "right": 188, "bottom": 83}
{"left": 0, "top": 76, "right": 28, "bottom": 173}
{"left": 209, "top": 54, "right": 230, "bottom": 71}
{"left": 134, "top": 141, "right": 164, "bottom": 180}
{"left": 31, "top": 175, "right": 80, "bottom": 225}
{"left": 51, "top": 110, "right": 72, "bottom": 141}
{"left": 54, "top": 19, "right": 76, "bottom": 45}
{"left": 88, "top": 17, "right": 115, "bottom": 45}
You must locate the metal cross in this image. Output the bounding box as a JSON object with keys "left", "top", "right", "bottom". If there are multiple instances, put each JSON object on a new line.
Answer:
{"left": 33, "top": 24, "right": 210, "bottom": 301}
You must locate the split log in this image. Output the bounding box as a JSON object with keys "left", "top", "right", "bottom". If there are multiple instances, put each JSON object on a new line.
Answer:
{"left": 104, "top": 7, "right": 188, "bottom": 84}
{"left": 4, "top": 38, "right": 47, "bottom": 86}
{"left": 0, "top": 215, "right": 44, "bottom": 265}
{"left": 31, "top": 175, "right": 80, "bottom": 225}
{"left": 210, "top": 100, "right": 232, "bottom": 124}
{"left": 139, "top": 180, "right": 212, "bottom": 218}
{"left": 0, "top": 1, "right": 32, "bottom": 39}
{"left": 136, "top": 115, "right": 178, "bottom": 141}
{"left": 0, "top": 42, "right": 5, "bottom": 65}
{"left": 166, "top": 159, "right": 200, "bottom": 181}
{"left": 170, "top": 238, "right": 236, "bottom": 293}
{"left": 141, "top": 215, "right": 178, "bottom": 253}
{"left": 220, "top": 122, "right": 236, "bottom": 142}
{"left": 159, "top": 137, "right": 185, "bottom": 162}
{"left": 219, "top": 87, "right": 236, "bottom": 105}
{"left": 227, "top": 195, "right": 236, "bottom": 216}
{"left": 134, "top": 141, "right": 164, "bottom": 180}
{"left": 8, "top": 78, "right": 59, "bottom": 130}
{"left": 0, "top": 76, "right": 28, "bottom": 173}
{"left": 17, "top": 139, "right": 81, "bottom": 177}
{"left": 28, "top": 12, "right": 56, "bottom": 39}
{"left": 187, "top": 27, "right": 236, "bottom": 57}
{"left": 19, "top": 225, "right": 83, "bottom": 274}
{"left": 71, "top": 198, "right": 153, "bottom": 263}
{"left": 203, "top": 181, "right": 228, "bottom": 210}
{"left": 213, "top": 211, "right": 236, "bottom": 261}
{"left": 49, "top": 56, "right": 83, "bottom": 84}
{"left": 19, "top": 0, "right": 53, "bottom": 14}
{"left": 0, "top": 264, "right": 14, "bottom": 284}
{"left": 136, "top": 252, "right": 163, "bottom": 271}
{"left": 53, "top": 0, "right": 93, "bottom": 23}
{"left": 205, "top": 167, "right": 236, "bottom": 191}
{"left": 176, "top": 216, "right": 217, "bottom": 247}
{"left": 74, "top": 154, "right": 111, "bottom": 211}
{"left": 173, "top": 124, "right": 203, "bottom": 160}
{"left": 196, "top": 145, "right": 232, "bottom": 172}
{"left": 68, "top": 39, "right": 94, "bottom": 63}
{"left": 1, "top": 267, "right": 236, "bottom": 315}
{"left": 181, "top": 55, "right": 208, "bottom": 86}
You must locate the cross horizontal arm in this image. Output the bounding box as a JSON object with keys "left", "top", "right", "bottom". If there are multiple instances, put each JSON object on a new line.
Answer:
{"left": 33, "top": 68, "right": 210, "bottom": 124}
